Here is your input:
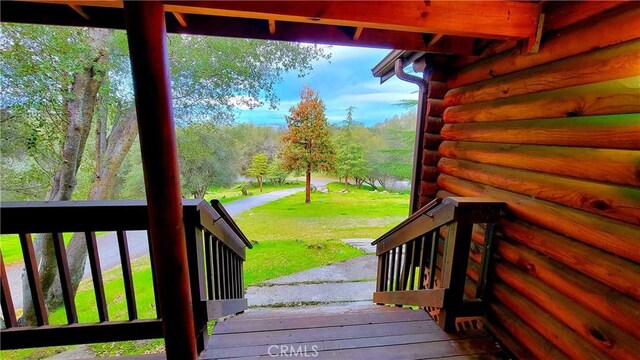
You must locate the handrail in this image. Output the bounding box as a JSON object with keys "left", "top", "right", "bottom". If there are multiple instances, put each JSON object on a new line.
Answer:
{"left": 372, "top": 197, "right": 504, "bottom": 332}
{"left": 0, "top": 199, "right": 249, "bottom": 352}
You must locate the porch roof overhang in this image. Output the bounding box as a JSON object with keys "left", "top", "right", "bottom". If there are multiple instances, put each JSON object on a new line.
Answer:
{"left": 2, "top": 1, "right": 541, "bottom": 54}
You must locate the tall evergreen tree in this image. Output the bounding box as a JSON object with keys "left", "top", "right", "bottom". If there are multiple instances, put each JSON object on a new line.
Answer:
{"left": 335, "top": 107, "right": 366, "bottom": 190}
{"left": 281, "top": 86, "right": 335, "bottom": 203}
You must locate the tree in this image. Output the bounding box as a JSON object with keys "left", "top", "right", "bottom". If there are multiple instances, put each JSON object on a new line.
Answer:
{"left": 247, "top": 153, "right": 269, "bottom": 192}
{"left": 177, "top": 124, "right": 237, "bottom": 198}
{"left": 2, "top": 24, "right": 330, "bottom": 323}
{"left": 335, "top": 107, "right": 366, "bottom": 190}
{"left": 281, "top": 86, "right": 335, "bottom": 203}
{"left": 267, "top": 157, "right": 289, "bottom": 186}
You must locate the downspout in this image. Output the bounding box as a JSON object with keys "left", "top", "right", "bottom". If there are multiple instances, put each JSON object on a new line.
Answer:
{"left": 394, "top": 59, "right": 429, "bottom": 215}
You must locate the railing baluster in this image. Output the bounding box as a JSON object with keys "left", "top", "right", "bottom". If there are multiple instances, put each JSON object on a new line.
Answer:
{"left": 52, "top": 232, "right": 77, "bottom": 324}
{"left": 213, "top": 239, "right": 221, "bottom": 300}
{"left": 221, "top": 244, "right": 227, "bottom": 299}
{"left": 409, "top": 239, "right": 417, "bottom": 290}
{"left": 239, "top": 260, "right": 244, "bottom": 297}
{"left": 235, "top": 256, "right": 240, "bottom": 298}
{"left": 215, "top": 240, "right": 223, "bottom": 300}
{"left": 117, "top": 231, "right": 137, "bottom": 320}
{"left": 226, "top": 248, "right": 232, "bottom": 298}
{"left": 146, "top": 230, "right": 162, "bottom": 318}
{"left": 388, "top": 248, "right": 396, "bottom": 291}
{"left": 428, "top": 230, "right": 438, "bottom": 289}
{"left": 417, "top": 236, "right": 426, "bottom": 290}
{"left": 204, "top": 233, "right": 214, "bottom": 300}
{"left": 85, "top": 231, "right": 108, "bottom": 322}
{"left": 395, "top": 246, "right": 403, "bottom": 291}
{"left": 19, "top": 233, "right": 48, "bottom": 325}
{"left": 385, "top": 251, "right": 391, "bottom": 291}
{"left": 376, "top": 254, "right": 384, "bottom": 292}
{"left": 0, "top": 249, "right": 17, "bottom": 328}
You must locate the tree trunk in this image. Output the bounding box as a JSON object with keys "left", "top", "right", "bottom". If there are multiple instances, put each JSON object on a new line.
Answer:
{"left": 345, "top": 176, "right": 349, "bottom": 190}
{"left": 47, "top": 107, "right": 138, "bottom": 307}
{"left": 258, "top": 177, "right": 263, "bottom": 192}
{"left": 20, "top": 28, "right": 112, "bottom": 325}
{"left": 305, "top": 166, "right": 311, "bottom": 203}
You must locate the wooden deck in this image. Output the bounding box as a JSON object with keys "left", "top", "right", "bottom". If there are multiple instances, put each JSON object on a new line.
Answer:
{"left": 201, "top": 304, "right": 505, "bottom": 359}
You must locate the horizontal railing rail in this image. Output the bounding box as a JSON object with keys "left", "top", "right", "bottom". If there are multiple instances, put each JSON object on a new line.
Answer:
{"left": 0, "top": 199, "right": 250, "bottom": 352}
{"left": 372, "top": 197, "right": 503, "bottom": 331}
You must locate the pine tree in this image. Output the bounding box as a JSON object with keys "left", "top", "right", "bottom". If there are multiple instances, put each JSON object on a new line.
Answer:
{"left": 281, "top": 86, "right": 335, "bottom": 203}
{"left": 335, "top": 107, "right": 366, "bottom": 190}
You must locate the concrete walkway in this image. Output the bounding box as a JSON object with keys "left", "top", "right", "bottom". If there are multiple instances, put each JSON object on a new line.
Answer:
{"left": 246, "top": 239, "right": 377, "bottom": 308}
{"left": 5, "top": 177, "right": 333, "bottom": 309}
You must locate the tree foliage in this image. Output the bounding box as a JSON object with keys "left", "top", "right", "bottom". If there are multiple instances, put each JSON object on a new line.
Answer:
{"left": 281, "top": 86, "right": 335, "bottom": 203}
{"left": 267, "top": 157, "right": 289, "bottom": 186}
{"left": 247, "top": 153, "right": 269, "bottom": 192}
{"left": 177, "top": 124, "right": 238, "bottom": 198}
{"left": 335, "top": 107, "right": 366, "bottom": 189}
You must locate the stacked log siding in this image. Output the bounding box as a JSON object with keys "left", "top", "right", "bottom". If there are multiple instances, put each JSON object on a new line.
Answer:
{"left": 431, "top": 4, "right": 640, "bottom": 359}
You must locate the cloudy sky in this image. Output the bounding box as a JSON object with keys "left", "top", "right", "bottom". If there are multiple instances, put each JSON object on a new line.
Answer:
{"left": 234, "top": 45, "right": 418, "bottom": 127}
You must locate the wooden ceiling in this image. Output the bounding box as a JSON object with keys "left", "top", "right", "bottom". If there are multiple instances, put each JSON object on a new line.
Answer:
{"left": 2, "top": 1, "right": 543, "bottom": 55}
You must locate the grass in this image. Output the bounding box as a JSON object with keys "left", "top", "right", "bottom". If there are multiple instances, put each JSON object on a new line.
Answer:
{"left": 0, "top": 233, "right": 106, "bottom": 266}
{"left": 1, "top": 180, "right": 408, "bottom": 359}
{"left": 204, "top": 180, "right": 304, "bottom": 204}
{"left": 0, "top": 239, "right": 363, "bottom": 359}
{"left": 235, "top": 182, "right": 410, "bottom": 241}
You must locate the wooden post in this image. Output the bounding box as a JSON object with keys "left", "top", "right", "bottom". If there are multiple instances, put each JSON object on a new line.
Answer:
{"left": 123, "top": 2, "right": 197, "bottom": 359}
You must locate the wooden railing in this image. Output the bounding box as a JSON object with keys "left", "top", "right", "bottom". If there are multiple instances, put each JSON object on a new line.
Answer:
{"left": 372, "top": 197, "right": 503, "bottom": 331}
{"left": 0, "top": 199, "right": 251, "bottom": 352}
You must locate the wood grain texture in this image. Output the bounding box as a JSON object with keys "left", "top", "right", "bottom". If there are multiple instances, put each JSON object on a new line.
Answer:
{"left": 492, "top": 283, "right": 609, "bottom": 360}
{"left": 440, "top": 114, "right": 640, "bottom": 150}
{"left": 496, "top": 262, "right": 640, "bottom": 360}
{"left": 488, "top": 303, "right": 571, "bottom": 360}
{"left": 444, "top": 76, "right": 640, "bottom": 123}
{"left": 437, "top": 174, "right": 640, "bottom": 263}
{"left": 543, "top": 1, "right": 627, "bottom": 33}
{"left": 447, "top": 4, "right": 640, "bottom": 88}
{"left": 500, "top": 220, "right": 640, "bottom": 302}
{"left": 497, "top": 238, "right": 640, "bottom": 339}
{"left": 438, "top": 141, "right": 640, "bottom": 187}
{"left": 438, "top": 158, "right": 640, "bottom": 224}
{"left": 445, "top": 39, "right": 640, "bottom": 106}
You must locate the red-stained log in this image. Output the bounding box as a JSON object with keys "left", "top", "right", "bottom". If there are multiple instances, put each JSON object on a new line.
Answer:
{"left": 438, "top": 158, "right": 640, "bottom": 224}
{"left": 440, "top": 114, "right": 640, "bottom": 150}
{"left": 438, "top": 141, "right": 640, "bottom": 187}
{"left": 447, "top": 4, "right": 640, "bottom": 88}
{"left": 437, "top": 174, "right": 640, "bottom": 263}
{"left": 543, "top": 1, "right": 627, "bottom": 33}
{"left": 488, "top": 304, "right": 571, "bottom": 360}
{"left": 497, "top": 239, "right": 640, "bottom": 340}
{"left": 493, "top": 282, "right": 610, "bottom": 360}
{"left": 445, "top": 39, "right": 640, "bottom": 106}
{"left": 496, "top": 262, "right": 640, "bottom": 360}
{"left": 444, "top": 76, "right": 640, "bottom": 123}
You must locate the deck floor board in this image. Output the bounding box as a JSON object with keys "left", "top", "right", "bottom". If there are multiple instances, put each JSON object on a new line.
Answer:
{"left": 203, "top": 305, "right": 504, "bottom": 360}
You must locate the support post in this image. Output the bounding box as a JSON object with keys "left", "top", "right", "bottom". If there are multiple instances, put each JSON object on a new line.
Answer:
{"left": 123, "top": 2, "right": 197, "bottom": 358}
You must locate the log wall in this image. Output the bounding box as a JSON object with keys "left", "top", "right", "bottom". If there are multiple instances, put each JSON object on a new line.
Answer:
{"left": 431, "top": 3, "right": 640, "bottom": 359}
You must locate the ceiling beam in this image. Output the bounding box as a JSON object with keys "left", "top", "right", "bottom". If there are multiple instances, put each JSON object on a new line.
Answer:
{"left": 23, "top": 0, "right": 541, "bottom": 41}
{"left": 68, "top": 4, "right": 90, "bottom": 20}
{"left": 164, "top": 1, "right": 542, "bottom": 40}
{"left": 172, "top": 12, "right": 187, "bottom": 27}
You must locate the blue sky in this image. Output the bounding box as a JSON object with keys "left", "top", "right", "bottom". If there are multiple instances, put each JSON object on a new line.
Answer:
{"left": 235, "top": 45, "right": 418, "bottom": 127}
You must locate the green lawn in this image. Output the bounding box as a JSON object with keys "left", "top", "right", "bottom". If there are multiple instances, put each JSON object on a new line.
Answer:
{"left": 0, "top": 239, "right": 364, "bottom": 359}
{"left": 1, "top": 181, "right": 408, "bottom": 359}
{"left": 235, "top": 182, "right": 410, "bottom": 241}
{"left": 0, "top": 233, "right": 103, "bottom": 266}
{"left": 204, "top": 180, "right": 304, "bottom": 204}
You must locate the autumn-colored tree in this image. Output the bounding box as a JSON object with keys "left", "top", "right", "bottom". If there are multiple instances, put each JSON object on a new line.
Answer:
{"left": 247, "top": 153, "right": 269, "bottom": 192}
{"left": 281, "top": 86, "right": 335, "bottom": 203}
